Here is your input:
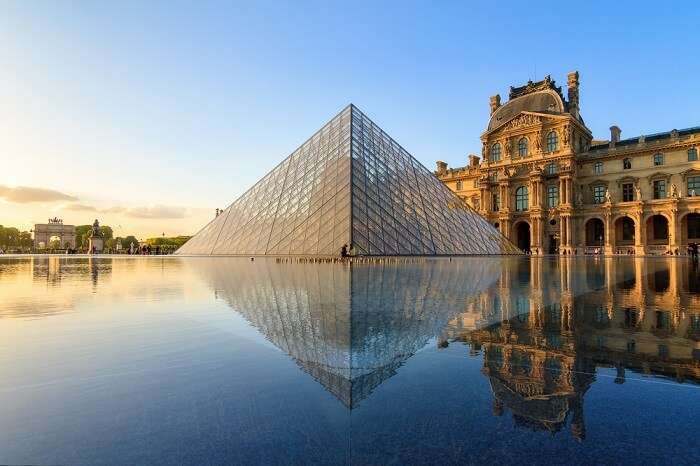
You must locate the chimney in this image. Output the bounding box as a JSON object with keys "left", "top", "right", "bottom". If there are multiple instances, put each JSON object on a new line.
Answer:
{"left": 489, "top": 94, "right": 501, "bottom": 115}
{"left": 468, "top": 154, "right": 481, "bottom": 167}
{"left": 610, "top": 126, "right": 621, "bottom": 147}
{"left": 567, "top": 71, "right": 580, "bottom": 118}
{"left": 436, "top": 160, "right": 448, "bottom": 175}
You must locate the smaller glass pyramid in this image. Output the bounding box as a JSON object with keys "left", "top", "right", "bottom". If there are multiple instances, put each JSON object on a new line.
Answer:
{"left": 177, "top": 105, "right": 520, "bottom": 256}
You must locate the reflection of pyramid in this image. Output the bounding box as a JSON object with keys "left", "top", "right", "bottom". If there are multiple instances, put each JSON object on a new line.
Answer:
{"left": 193, "top": 258, "right": 502, "bottom": 408}
{"left": 177, "top": 105, "right": 519, "bottom": 255}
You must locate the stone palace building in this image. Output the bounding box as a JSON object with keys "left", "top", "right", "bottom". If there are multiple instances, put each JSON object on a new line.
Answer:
{"left": 436, "top": 72, "right": 700, "bottom": 255}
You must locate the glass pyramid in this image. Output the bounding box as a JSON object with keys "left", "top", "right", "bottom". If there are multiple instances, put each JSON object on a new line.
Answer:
{"left": 176, "top": 105, "right": 520, "bottom": 256}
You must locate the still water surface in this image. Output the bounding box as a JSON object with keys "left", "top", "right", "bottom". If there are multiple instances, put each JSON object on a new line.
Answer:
{"left": 0, "top": 256, "right": 699, "bottom": 465}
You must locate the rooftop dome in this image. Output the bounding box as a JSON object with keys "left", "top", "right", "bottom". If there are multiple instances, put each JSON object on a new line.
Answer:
{"left": 488, "top": 89, "right": 565, "bottom": 131}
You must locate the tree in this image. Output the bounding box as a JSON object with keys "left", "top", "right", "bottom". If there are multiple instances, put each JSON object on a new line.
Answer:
{"left": 75, "top": 225, "right": 91, "bottom": 249}
{"left": 0, "top": 227, "right": 20, "bottom": 248}
{"left": 121, "top": 235, "right": 139, "bottom": 250}
{"left": 146, "top": 236, "right": 191, "bottom": 247}
{"left": 19, "top": 231, "right": 32, "bottom": 249}
{"left": 100, "top": 225, "right": 113, "bottom": 240}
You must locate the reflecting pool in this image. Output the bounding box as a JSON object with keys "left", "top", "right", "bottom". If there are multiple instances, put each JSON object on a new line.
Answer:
{"left": 0, "top": 256, "right": 699, "bottom": 465}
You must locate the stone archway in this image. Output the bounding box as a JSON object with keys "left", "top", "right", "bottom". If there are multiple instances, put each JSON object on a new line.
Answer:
{"left": 614, "top": 216, "right": 636, "bottom": 252}
{"left": 681, "top": 213, "right": 700, "bottom": 245}
{"left": 33, "top": 220, "right": 76, "bottom": 250}
{"left": 514, "top": 221, "right": 531, "bottom": 253}
{"left": 585, "top": 218, "right": 605, "bottom": 247}
{"left": 646, "top": 214, "right": 669, "bottom": 252}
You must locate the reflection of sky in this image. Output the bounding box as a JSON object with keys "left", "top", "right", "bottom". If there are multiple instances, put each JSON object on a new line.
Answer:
{"left": 1, "top": 256, "right": 699, "bottom": 465}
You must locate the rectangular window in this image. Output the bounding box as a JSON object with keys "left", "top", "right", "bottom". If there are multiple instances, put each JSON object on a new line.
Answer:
{"left": 688, "top": 176, "right": 700, "bottom": 196}
{"left": 492, "top": 193, "right": 500, "bottom": 212}
{"left": 658, "top": 344, "right": 669, "bottom": 359}
{"left": 593, "top": 185, "right": 606, "bottom": 204}
{"left": 547, "top": 185, "right": 559, "bottom": 208}
{"left": 622, "top": 183, "right": 634, "bottom": 202}
{"left": 653, "top": 180, "right": 666, "bottom": 199}
{"left": 594, "top": 161, "right": 603, "bottom": 175}
{"left": 456, "top": 180, "right": 463, "bottom": 191}
{"left": 688, "top": 148, "right": 698, "bottom": 161}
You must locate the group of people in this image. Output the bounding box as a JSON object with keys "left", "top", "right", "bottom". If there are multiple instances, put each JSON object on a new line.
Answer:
{"left": 689, "top": 242, "right": 700, "bottom": 260}
{"left": 340, "top": 244, "right": 354, "bottom": 257}
{"left": 125, "top": 244, "right": 162, "bottom": 255}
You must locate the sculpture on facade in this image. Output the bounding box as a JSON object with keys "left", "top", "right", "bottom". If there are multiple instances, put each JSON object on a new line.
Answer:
{"left": 576, "top": 189, "right": 584, "bottom": 207}
{"left": 635, "top": 184, "right": 642, "bottom": 201}
{"left": 604, "top": 188, "right": 612, "bottom": 204}
{"left": 670, "top": 184, "right": 679, "bottom": 198}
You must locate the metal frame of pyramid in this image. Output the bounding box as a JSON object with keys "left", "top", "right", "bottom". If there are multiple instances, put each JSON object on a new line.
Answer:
{"left": 176, "top": 105, "right": 521, "bottom": 256}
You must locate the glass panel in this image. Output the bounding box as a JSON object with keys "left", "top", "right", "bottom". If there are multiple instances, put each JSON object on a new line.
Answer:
{"left": 179, "top": 105, "right": 520, "bottom": 256}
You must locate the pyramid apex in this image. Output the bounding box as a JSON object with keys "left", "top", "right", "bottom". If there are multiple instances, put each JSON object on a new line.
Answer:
{"left": 177, "top": 103, "right": 521, "bottom": 256}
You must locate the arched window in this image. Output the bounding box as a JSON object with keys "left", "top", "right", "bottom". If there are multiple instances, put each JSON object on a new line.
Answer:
{"left": 546, "top": 131, "right": 558, "bottom": 152}
{"left": 689, "top": 148, "right": 699, "bottom": 162}
{"left": 594, "top": 161, "right": 603, "bottom": 175}
{"left": 490, "top": 143, "right": 501, "bottom": 162}
{"left": 518, "top": 138, "right": 528, "bottom": 157}
{"left": 515, "top": 186, "right": 529, "bottom": 211}
{"left": 653, "top": 153, "right": 664, "bottom": 166}
{"left": 547, "top": 185, "right": 559, "bottom": 208}
{"left": 545, "top": 162, "right": 558, "bottom": 175}
{"left": 456, "top": 180, "right": 463, "bottom": 190}
{"left": 623, "top": 158, "right": 632, "bottom": 170}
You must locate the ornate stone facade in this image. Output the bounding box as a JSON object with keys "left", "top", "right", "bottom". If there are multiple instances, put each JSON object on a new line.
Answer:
{"left": 436, "top": 72, "right": 700, "bottom": 254}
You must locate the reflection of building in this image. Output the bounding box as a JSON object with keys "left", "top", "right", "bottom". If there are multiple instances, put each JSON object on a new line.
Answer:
{"left": 443, "top": 257, "right": 700, "bottom": 440}
{"left": 196, "top": 258, "right": 502, "bottom": 408}
{"left": 437, "top": 72, "right": 700, "bottom": 255}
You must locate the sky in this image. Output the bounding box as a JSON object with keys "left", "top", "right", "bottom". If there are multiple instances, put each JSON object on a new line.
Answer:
{"left": 1, "top": 1, "right": 699, "bottom": 238}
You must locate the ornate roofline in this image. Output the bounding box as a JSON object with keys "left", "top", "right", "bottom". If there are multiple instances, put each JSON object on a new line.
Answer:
{"left": 509, "top": 75, "right": 565, "bottom": 102}
{"left": 482, "top": 111, "right": 591, "bottom": 138}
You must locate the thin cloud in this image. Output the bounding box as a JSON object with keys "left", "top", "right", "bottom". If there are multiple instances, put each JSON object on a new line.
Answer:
{"left": 64, "top": 203, "right": 98, "bottom": 212}
{"left": 103, "top": 206, "right": 126, "bottom": 214}
{"left": 0, "top": 185, "right": 78, "bottom": 203}
{"left": 62, "top": 203, "right": 188, "bottom": 219}
{"left": 125, "top": 205, "right": 186, "bottom": 219}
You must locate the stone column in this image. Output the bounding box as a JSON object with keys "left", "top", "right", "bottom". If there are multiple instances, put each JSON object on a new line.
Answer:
{"left": 669, "top": 207, "right": 680, "bottom": 254}
{"left": 560, "top": 216, "right": 566, "bottom": 249}
{"left": 562, "top": 178, "right": 567, "bottom": 205}
{"left": 634, "top": 212, "right": 646, "bottom": 255}
{"left": 604, "top": 211, "right": 613, "bottom": 255}
{"left": 532, "top": 215, "right": 544, "bottom": 254}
